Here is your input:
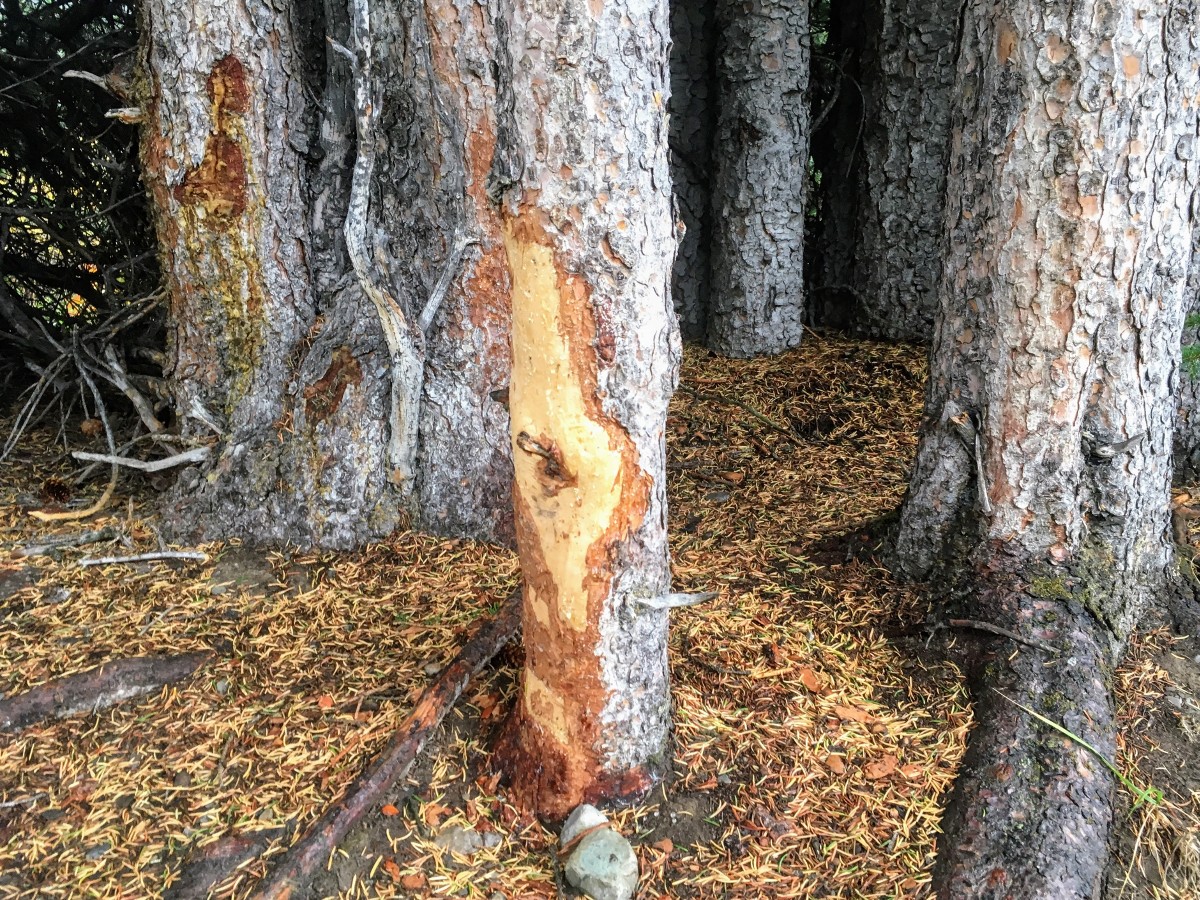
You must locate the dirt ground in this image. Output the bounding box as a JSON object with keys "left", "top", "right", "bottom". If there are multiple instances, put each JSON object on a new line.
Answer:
{"left": 0, "top": 336, "right": 1197, "bottom": 899}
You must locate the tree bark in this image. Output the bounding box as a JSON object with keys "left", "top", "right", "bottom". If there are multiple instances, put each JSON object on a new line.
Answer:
{"left": 1176, "top": 234, "right": 1200, "bottom": 482}
{"left": 139, "top": 0, "right": 514, "bottom": 548}
{"left": 893, "top": 2, "right": 1199, "bottom": 894}
{"left": 490, "top": 0, "right": 681, "bottom": 819}
{"left": 815, "top": 0, "right": 958, "bottom": 342}
{"left": 669, "top": 0, "right": 717, "bottom": 342}
{"left": 706, "top": 0, "right": 809, "bottom": 358}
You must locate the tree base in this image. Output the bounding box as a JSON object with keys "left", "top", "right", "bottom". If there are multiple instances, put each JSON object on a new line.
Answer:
{"left": 490, "top": 705, "right": 663, "bottom": 824}
{"left": 932, "top": 546, "right": 1117, "bottom": 898}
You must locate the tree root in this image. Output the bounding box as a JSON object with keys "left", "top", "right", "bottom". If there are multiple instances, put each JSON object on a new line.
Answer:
{"left": 251, "top": 591, "right": 521, "bottom": 900}
{"left": 931, "top": 554, "right": 1117, "bottom": 899}
{"left": 0, "top": 651, "right": 213, "bottom": 732}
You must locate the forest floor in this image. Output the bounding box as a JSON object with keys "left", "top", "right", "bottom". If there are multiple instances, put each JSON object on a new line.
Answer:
{"left": 0, "top": 335, "right": 1197, "bottom": 899}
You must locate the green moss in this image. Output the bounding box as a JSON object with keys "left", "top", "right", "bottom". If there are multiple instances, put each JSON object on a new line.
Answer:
{"left": 1028, "top": 575, "right": 1071, "bottom": 601}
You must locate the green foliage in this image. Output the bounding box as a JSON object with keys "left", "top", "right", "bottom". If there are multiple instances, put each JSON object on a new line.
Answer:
{"left": 1183, "top": 344, "right": 1200, "bottom": 380}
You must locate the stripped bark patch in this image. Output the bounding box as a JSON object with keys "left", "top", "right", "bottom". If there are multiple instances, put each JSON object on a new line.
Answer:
{"left": 302, "top": 346, "right": 362, "bottom": 424}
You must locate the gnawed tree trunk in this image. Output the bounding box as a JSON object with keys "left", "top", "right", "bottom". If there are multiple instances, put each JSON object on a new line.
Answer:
{"left": 669, "top": 0, "right": 717, "bottom": 341}
{"left": 814, "top": 0, "right": 958, "bottom": 341}
{"left": 706, "top": 0, "right": 808, "bottom": 358}
{"left": 139, "top": 0, "right": 513, "bottom": 548}
{"left": 894, "top": 2, "right": 1198, "bottom": 895}
{"left": 490, "top": 0, "right": 680, "bottom": 819}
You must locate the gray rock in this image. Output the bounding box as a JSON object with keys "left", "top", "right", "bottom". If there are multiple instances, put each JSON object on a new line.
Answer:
{"left": 84, "top": 842, "right": 110, "bottom": 860}
{"left": 564, "top": 828, "right": 639, "bottom": 900}
{"left": 561, "top": 803, "right": 608, "bottom": 847}
{"left": 434, "top": 824, "right": 495, "bottom": 857}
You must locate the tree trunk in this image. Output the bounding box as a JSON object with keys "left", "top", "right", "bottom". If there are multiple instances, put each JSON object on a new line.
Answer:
{"left": 669, "top": 0, "right": 717, "bottom": 342}
{"left": 894, "top": 2, "right": 1199, "bottom": 894}
{"left": 815, "top": 0, "right": 958, "bottom": 342}
{"left": 706, "top": 0, "right": 809, "bottom": 358}
{"left": 140, "top": 0, "right": 513, "bottom": 548}
{"left": 1176, "top": 236, "right": 1200, "bottom": 482}
{"left": 374, "top": 0, "right": 515, "bottom": 542}
{"left": 490, "top": 0, "right": 680, "bottom": 819}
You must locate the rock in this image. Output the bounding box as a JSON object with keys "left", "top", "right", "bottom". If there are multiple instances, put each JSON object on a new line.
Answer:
{"left": 564, "top": 828, "right": 639, "bottom": 900}
{"left": 560, "top": 803, "right": 608, "bottom": 847}
{"left": 84, "top": 842, "right": 110, "bottom": 860}
{"left": 434, "top": 824, "right": 494, "bottom": 857}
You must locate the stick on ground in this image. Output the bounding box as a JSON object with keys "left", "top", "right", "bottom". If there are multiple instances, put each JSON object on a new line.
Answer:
{"left": 252, "top": 592, "right": 521, "bottom": 900}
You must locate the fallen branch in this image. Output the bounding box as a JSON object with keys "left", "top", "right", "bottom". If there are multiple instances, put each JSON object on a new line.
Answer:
{"left": 13, "top": 525, "right": 120, "bottom": 558}
{"left": 79, "top": 550, "right": 208, "bottom": 567}
{"left": 72, "top": 447, "right": 209, "bottom": 472}
{"left": 28, "top": 467, "right": 117, "bottom": 522}
{"left": 0, "top": 651, "right": 213, "bottom": 733}
{"left": 946, "top": 617, "right": 1058, "bottom": 655}
{"left": 253, "top": 592, "right": 521, "bottom": 900}
{"left": 677, "top": 384, "right": 801, "bottom": 445}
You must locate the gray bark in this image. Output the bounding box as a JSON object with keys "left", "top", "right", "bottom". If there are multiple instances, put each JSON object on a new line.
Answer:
{"left": 823, "top": 0, "right": 959, "bottom": 342}
{"left": 139, "top": 0, "right": 513, "bottom": 548}
{"left": 706, "top": 0, "right": 809, "bottom": 358}
{"left": 669, "top": 0, "right": 716, "bottom": 341}
{"left": 892, "top": 1, "right": 1199, "bottom": 894}
{"left": 895, "top": 1, "right": 1197, "bottom": 641}
{"left": 1177, "top": 229, "right": 1200, "bottom": 482}
{"left": 491, "top": 0, "right": 681, "bottom": 818}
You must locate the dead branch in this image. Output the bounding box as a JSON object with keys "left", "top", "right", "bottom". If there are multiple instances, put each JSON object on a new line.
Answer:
{"left": 946, "top": 617, "right": 1059, "bottom": 655}
{"left": 13, "top": 525, "right": 120, "bottom": 557}
{"left": 0, "top": 651, "right": 213, "bottom": 733}
{"left": 79, "top": 550, "right": 208, "bottom": 567}
{"left": 72, "top": 447, "right": 209, "bottom": 472}
{"left": 252, "top": 592, "right": 521, "bottom": 900}
{"left": 676, "top": 384, "right": 802, "bottom": 445}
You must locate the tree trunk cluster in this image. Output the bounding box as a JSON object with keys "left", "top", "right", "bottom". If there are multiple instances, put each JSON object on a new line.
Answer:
{"left": 132, "top": 0, "right": 1200, "bottom": 883}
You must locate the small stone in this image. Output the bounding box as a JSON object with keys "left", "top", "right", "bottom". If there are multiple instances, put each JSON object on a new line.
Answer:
{"left": 210, "top": 582, "right": 230, "bottom": 596}
{"left": 84, "top": 842, "right": 110, "bottom": 860}
{"left": 215, "top": 678, "right": 230, "bottom": 697}
{"left": 114, "top": 794, "right": 135, "bottom": 811}
{"left": 561, "top": 803, "right": 609, "bottom": 847}
{"left": 173, "top": 771, "right": 192, "bottom": 788}
{"left": 434, "top": 824, "right": 488, "bottom": 857}
{"left": 717, "top": 773, "right": 732, "bottom": 785}
{"left": 39, "top": 808, "right": 66, "bottom": 822}
{"left": 423, "top": 662, "right": 442, "bottom": 676}
{"left": 704, "top": 490, "right": 731, "bottom": 503}
{"left": 564, "top": 828, "right": 639, "bottom": 900}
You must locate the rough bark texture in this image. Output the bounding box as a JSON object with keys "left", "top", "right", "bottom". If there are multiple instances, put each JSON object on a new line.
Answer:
{"left": 1176, "top": 237, "right": 1200, "bottom": 482}
{"left": 706, "top": 0, "right": 808, "bottom": 358}
{"left": 490, "top": 0, "right": 680, "bottom": 819}
{"left": 893, "top": 2, "right": 1199, "bottom": 895}
{"left": 140, "top": 0, "right": 513, "bottom": 548}
{"left": 933, "top": 547, "right": 1118, "bottom": 898}
{"left": 816, "top": 0, "right": 958, "bottom": 341}
{"left": 374, "top": 0, "right": 514, "bottom": 541}
{"left": 668, "top": 0, "right": 716, "bottom": 341}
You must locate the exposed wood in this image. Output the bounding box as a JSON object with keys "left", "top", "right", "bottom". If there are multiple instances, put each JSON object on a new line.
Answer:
{"left": 490, "top": 0, "right": 679, "bottom": 819}
{"left": 252, "top": 592, "right": 520, "bottom": 900}
{"left": 0, "top": 651, "right": 213, "bottom": 733}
